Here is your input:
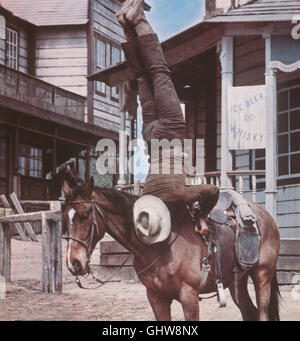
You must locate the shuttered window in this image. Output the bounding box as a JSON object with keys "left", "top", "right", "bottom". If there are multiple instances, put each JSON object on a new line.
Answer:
{"left": 6, "top": 27, "right": 18, "bottom": 70}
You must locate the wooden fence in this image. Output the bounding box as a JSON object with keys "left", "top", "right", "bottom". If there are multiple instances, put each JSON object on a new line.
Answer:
{"left": 0, "top": 201, "right": 62, "bottom": 293}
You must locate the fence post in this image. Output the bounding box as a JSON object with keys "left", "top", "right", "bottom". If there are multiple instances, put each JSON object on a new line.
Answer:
{"left": 0, "top": 208, "right": 12, "bottom": 282}
{"left": 42, "top": 202, "right": 62, "bottom": 293}
{"left": 51, "top": 201, "right": 62, "bottom": 293}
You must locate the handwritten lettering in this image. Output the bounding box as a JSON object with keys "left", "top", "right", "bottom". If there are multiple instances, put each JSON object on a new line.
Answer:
{"left": 230, "top": 124, "right": 263, "bottom": 143}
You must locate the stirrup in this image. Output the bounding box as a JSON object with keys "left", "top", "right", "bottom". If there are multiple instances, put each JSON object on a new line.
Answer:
{"left": 216, "top": 282, "right": 226, "bottom": 308}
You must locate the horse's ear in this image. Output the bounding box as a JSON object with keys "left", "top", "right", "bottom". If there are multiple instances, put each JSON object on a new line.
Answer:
{"left": 87, "top": 176, "right": 94, "bottom": 194}
{"left": 62, "top": 180, "right": 72, "bottom": 196}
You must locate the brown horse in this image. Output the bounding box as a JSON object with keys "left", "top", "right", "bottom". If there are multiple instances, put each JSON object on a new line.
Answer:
{"left": 62, "top": 177, "right": 280, "bottom": 321}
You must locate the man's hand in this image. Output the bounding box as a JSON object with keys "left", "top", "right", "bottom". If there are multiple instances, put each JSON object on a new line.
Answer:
{"left": 195, "top": 218, "right": 208, "bottom": 236}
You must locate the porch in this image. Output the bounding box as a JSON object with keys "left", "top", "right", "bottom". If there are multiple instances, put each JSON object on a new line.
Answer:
{"left": 0, "top": 64, "right": 87, "bottom": 122}
{"left": 0, "top": 64, "right": 119, "bottom": 202}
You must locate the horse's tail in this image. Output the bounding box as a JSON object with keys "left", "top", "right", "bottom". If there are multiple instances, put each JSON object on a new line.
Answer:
{"left": 268, "top": 272, "right": 281, "bottom": 321}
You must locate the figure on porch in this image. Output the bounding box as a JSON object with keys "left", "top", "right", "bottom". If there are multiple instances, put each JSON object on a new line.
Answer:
{"left": 116, "top": 0, "right": 219, "bottom": 236}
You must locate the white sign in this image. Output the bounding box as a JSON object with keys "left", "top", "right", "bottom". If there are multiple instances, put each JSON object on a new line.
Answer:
{"left": 227, "top": 85, "right": 266, "bottom": 150}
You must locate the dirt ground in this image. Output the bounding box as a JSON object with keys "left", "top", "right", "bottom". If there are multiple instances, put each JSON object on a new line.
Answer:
{"left": 0, "top": 236, "right": 299, "bottom": 321}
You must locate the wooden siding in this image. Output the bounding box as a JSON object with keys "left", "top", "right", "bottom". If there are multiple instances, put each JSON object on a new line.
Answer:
{"left": 92, "top": 0, "right": 127, "bottom": 133}
{"left": 276, "top": 184, "right": 300, "bottom": 238}
{"left": 35, "top": 26, "right": 88, "bottom": 97}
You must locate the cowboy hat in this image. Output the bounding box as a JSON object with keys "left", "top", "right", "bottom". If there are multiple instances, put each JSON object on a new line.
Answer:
{"left": 133, "top": 195, "right": 171, "bottom": 245}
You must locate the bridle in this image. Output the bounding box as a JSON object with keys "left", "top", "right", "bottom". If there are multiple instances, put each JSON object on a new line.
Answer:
{"left": 62, "top": 199, "right": 115, "bottom": 289}
{"left": 63, "top": 200, "right": 107, "bottom": 258}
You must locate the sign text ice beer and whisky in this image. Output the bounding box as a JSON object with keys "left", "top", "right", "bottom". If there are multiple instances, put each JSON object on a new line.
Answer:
{"left": 227, "top": 85, "right": 266, "bottom": 150}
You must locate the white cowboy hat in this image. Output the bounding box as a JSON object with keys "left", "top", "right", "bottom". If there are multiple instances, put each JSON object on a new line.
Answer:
{"left": 133, "top": 195, "right": 171, "bottom": 245}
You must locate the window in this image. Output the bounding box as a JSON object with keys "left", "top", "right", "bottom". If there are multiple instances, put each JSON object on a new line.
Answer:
{"left": 253, "top": 83, "right": 300, "bottom": 185}
{"left": 95, "top": 36, "right": 121, "bottom": 99}
{"left": 19, "top": 145, "right": 43, "bottom": 178}
{"left": 111, "top": 46, "right": 121, "bottom": 100}
{"left": 6, "top": 27, "right": 18, "bottom": 70}
{"left": 95, "top": 39, "right": 106, "bottom": 95}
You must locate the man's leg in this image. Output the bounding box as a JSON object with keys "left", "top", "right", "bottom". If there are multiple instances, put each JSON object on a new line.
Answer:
{"left": 136, "top": 30, "right": 186, "bottom": 140}
{"left": 119, "top": 0, "right": 185, "bottom": 141}
{"left": 117, "top": 20, "right": 159, "bottom": 136}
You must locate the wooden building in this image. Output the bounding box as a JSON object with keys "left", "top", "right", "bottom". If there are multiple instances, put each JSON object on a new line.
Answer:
{"left": 0, "top": 0, "right": 129, "bottom": 200}
{"left": 90, "top": 0, "right": 300, "bottom": 238}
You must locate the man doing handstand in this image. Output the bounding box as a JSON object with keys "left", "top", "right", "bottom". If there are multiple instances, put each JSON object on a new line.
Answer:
{"left": 117, "top": 0, "right": 219, "bottom": 234}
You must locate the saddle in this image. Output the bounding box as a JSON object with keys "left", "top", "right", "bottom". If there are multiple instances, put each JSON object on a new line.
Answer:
{"left": 197, "top": 191, "right": 261, "bottom": 306}
{"left": 209, "top": 190, "right": 260, "bottom": 272}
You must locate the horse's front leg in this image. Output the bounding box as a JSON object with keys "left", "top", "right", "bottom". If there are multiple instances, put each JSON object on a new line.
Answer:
{"left": 179, "top": 284, "right": 200, "bottom": 321}
{"left": 146, "top": 288, "right": 172, "bottom": 321}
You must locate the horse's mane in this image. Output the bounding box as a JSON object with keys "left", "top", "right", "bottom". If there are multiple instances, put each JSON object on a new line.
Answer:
{"left": 95, "top": 187, "right": 138, "bottom": 230}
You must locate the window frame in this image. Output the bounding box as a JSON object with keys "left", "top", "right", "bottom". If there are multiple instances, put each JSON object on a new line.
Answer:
{"left": 95, "top": 37, "right": 107, "bottom": 96}
{"left": 252, "top": 81, "right": 300, "bottom": 186}
{"left": 5, "top": 26, "right": 19, "bottom": 71}
{"left": 19, "top": 144, "right": 43, "bottom": 179}
{"left": 94, "top": 33, "right": 121, "bottom": 101}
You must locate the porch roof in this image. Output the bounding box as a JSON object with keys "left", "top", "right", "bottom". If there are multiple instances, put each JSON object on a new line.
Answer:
{"left": 88, "top": 22, "right": 224, "bottom": 85}
{"left": 207, "top": 0, "right": 300, "bottom": 23}
{"left": 0, "top": 0, "right": 89, "bottom": 26}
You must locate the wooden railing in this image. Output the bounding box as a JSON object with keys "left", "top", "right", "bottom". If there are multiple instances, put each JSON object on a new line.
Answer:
{"left": 186, "top": 171, "right": 221, "bottom": 187}
{"left": 117, "top": 181, "right": 144, "bottom": 196}
{"left": 188, "top": 170, "right": 266, "bottom": 202}
{"left": 227, "top": 170, "right": 266, "bottom": 202}
{"left": 0, "top": 65, "right": 86, "bottom": 121}
{"left": 121, "top": 170, "right": 266, "bottom": 202}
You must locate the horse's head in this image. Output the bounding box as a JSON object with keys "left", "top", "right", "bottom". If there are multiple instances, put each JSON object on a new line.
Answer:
{"left": 62, "top": 177, "right": 107, "bottom": 276}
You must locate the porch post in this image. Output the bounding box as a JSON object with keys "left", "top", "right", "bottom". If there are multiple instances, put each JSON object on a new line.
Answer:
{"left": 52, "top": 127, "right": 57, "bottom": 176}
{"left": 85, "top": 137, "right": 91, "bottom": 183}
{"left": 219, "top": 36, "right": 234, "bottom": 190}
{"left": 118, "top": 82, "right": 127, "bottom": 186}
{"left": 264, "top": 35, "right": 277, "bottom": 219}
{"left": 13, "top": 126, "right": 20, "bottom": 197}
